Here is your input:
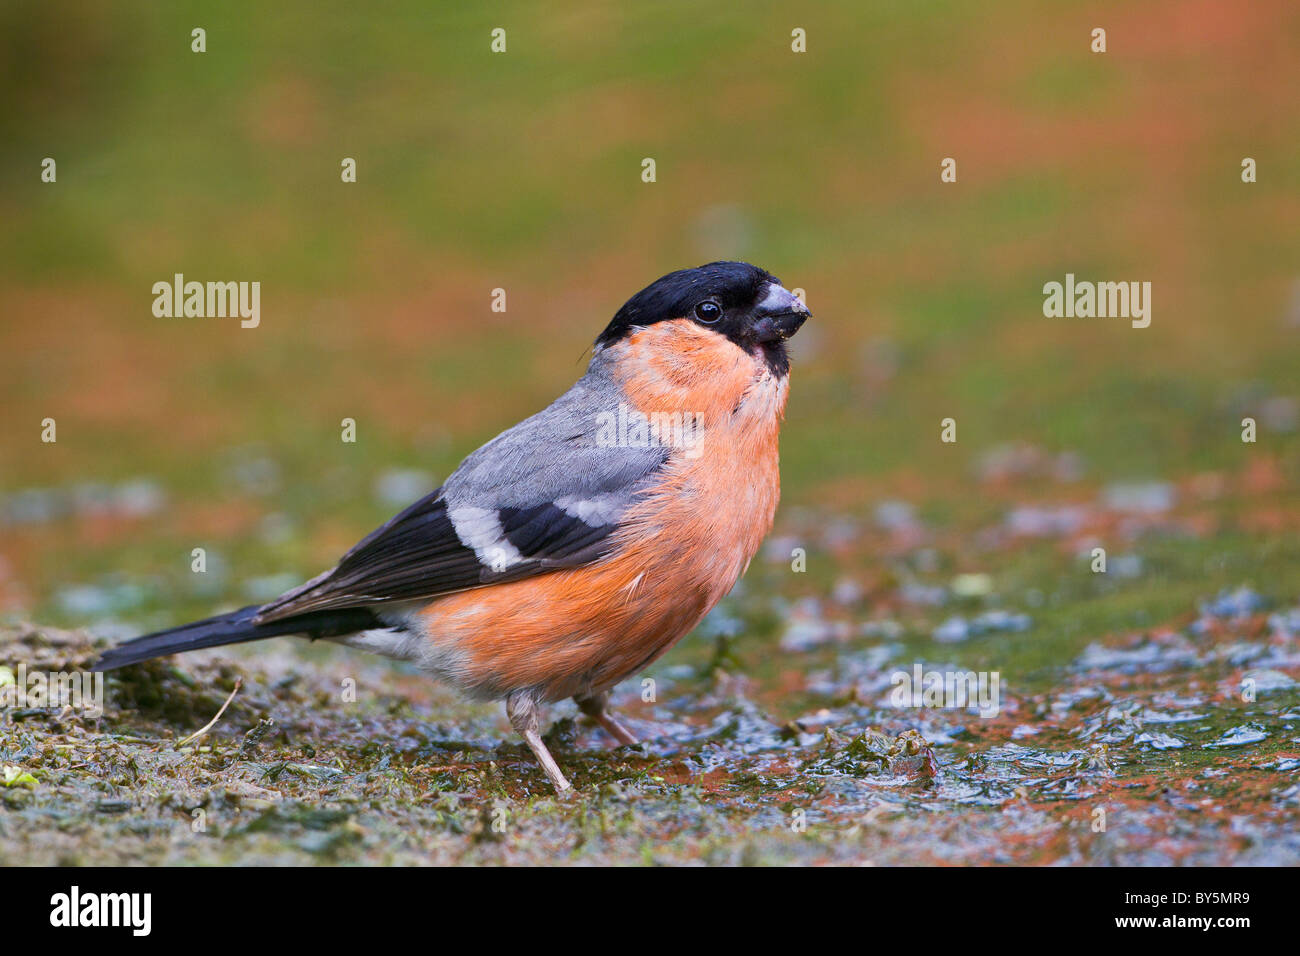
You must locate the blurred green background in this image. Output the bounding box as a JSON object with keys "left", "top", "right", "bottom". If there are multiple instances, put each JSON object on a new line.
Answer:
{"left": 1, "top": 0, "right": 1297, "bottom": 633}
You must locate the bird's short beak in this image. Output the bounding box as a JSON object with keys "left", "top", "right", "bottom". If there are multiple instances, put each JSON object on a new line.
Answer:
{"left": 752, "top": 283, "right": 811, "bottom": 343}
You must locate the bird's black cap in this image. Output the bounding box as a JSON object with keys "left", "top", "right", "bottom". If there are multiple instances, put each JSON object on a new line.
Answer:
{"left": 595, "top": 262, "right": 808, "bottom": 376}
{"left": 596, "top": 261, "right": 779, "bottom": 347}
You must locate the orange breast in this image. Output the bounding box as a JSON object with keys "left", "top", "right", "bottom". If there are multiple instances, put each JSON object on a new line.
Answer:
{"left": 418, "top": 320, "right": 788, "bottom": 702}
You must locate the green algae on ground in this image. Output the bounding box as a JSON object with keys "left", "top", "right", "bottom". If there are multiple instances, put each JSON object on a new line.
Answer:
{"left": 804, "top": 727, "right": 939, "bottom": 780}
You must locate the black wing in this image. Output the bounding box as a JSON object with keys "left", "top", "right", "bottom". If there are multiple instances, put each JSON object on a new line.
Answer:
{"left": 254, "top": 487, "right": 631, "bottom": 622}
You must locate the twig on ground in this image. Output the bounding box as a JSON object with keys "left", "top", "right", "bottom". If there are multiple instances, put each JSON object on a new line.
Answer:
{"left": 175, "top": 677, "right": 242, "bottom": 748}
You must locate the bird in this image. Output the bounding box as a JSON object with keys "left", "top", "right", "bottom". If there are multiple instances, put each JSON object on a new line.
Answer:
{"left": 94, "top": 261, "right": 810, "bottom": 792}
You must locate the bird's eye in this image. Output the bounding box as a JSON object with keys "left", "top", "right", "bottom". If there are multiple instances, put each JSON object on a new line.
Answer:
{"left": 694, "top": 300, "right": 722, "bottom": 322}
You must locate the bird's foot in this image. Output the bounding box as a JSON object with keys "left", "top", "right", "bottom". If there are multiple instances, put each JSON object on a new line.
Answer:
{"left": 506, "top": 691, "right": 571, "bottom": 793}
{"left": 575, "top": 691, "right": 639, "bottom": 747}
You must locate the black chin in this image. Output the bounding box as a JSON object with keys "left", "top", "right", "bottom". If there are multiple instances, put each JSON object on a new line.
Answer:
{"left": 756, "top": 339, "right": 791, "bottom": 377}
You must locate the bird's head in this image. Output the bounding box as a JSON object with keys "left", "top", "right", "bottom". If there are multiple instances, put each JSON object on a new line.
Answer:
{"left": 595, "top": 261, "right": 810, "bottom": 375}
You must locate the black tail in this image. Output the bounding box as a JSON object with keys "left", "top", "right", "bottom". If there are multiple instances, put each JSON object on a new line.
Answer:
{"left": 93, "top": 604, "right": 383, "bottom": 671}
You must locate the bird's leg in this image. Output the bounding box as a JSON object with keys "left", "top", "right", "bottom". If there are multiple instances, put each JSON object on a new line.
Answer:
{"left": 506, "top": 691, "right": 571, "bottom": 792}
{"left": 575, "top": 690, "right": 639, "bottom": 747}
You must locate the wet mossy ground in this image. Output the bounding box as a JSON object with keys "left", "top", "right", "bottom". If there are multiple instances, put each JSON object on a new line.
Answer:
{"left": 4, "top": 506, "right": 1298, "bottom": 865}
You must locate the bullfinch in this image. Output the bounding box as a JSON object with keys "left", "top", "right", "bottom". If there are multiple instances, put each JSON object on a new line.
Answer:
{"left": 95, "top": 261, "right": 811, "bottom": 791}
